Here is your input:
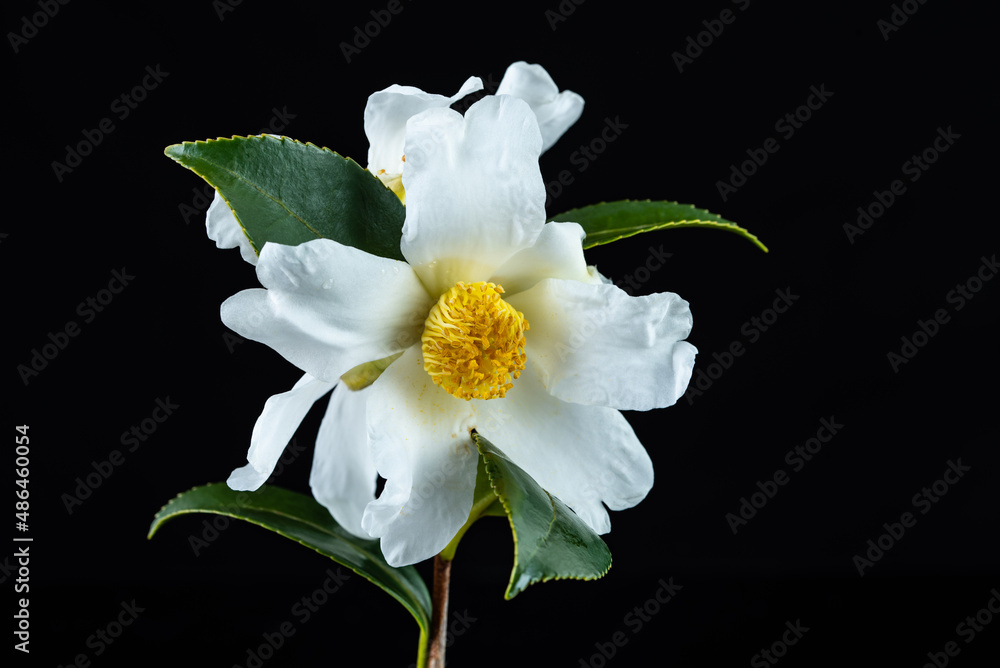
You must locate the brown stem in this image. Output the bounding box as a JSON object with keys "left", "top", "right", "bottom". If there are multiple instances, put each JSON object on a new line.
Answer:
{"left": 427, "top": 555, "right": 452, "bottom": 668}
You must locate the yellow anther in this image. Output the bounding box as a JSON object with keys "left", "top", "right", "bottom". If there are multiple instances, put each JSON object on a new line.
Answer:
{"left": 421, "top": 282, "right": 529, "bottom": 400}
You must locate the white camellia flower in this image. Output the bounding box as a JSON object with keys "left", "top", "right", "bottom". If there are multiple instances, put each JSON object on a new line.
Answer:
{"left": 209, "top": 65, "right": 695, "bottom": 567}
{"left": 207, "top": 63, "right": 584, "bottom": 537}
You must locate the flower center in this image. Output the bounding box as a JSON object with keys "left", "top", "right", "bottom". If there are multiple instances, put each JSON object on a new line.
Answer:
{"left": 422, "top": 281, "right": 529, "bottom": 401}
{"left": 376, "top": 161, "right": 406, "bottom": 204}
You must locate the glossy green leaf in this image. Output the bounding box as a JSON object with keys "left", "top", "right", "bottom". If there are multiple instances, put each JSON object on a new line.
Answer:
{"left": 474, "top": 433, "right": 612, "bottom": 599}
{"left": 148, "top": 483, "right": 430, "bottom": 638}
{"left": 549, "top": 199, "right": 768, "bottom": 252}
{"left": 164, "top": 135, "right": 405, "bottom": 260}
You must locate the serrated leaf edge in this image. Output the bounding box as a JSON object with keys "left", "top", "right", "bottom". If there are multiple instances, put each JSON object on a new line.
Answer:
{"left": 148, "top": 483, "right": 430, "bottom": 632}
{"left": 163, "top": 135, "right": 398, "bottom": 254}
{"left": 474, "top": 436, "right": 612, "bottom": 600}
{"left": 549, "top": 198, "right": 769, "bottom": 253}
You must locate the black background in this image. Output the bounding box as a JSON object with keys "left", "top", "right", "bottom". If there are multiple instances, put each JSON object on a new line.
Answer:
{"left": 7, "top": 1, "right": 998, "bottom": 666}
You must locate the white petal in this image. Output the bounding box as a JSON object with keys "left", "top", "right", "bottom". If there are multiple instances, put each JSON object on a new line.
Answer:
{"left": 496, "top": 61, "right": 584, "bottom": 153}
{"left": 401, "top": 96, "right": 546, "bottom": 296}
{"left": 310, "top": 385, "right": 377, "bottom": 539}
{"left": 488, "top": 221, "right": 599, "bottom": 296}
{"left": 508, "top": 279, "right": 697, "bottom": 411}
{"left": 474, "top": 359, "right": 653, "bottom": 535}
{"left": 364, "top": 76, "right": 483, "bottom": 176}
{"left": 361, "top": 346, "right": 478, "bottom": 566}
{"left": 220, "top": 239, "right": 433, "bottom": 383}
{"left": 589, "top": 266, "right": 614, "bottom": 284}
{"left": 228, "top": 374, "right": 335, "bottom": 491}
{"left": 206, "top": 192, "right": 258, "bottom": 265}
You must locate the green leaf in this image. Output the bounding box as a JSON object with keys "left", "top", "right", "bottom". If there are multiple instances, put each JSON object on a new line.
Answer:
{"left": 164, "top": 135, "right": 405, "bottom": 260}
{"left": 148, "top": 483, "right": 430, "bottom": 637}
{"left": 474, "top": 433, "right": 612, "bottom": 599}
{"left": 548, "top": 199, "right": 768, "bottom": 252}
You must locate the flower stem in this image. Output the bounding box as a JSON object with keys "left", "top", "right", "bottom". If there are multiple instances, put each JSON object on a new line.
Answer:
{"left": 427, "top": 554, "right": 452, "bottom": 668}
{"left": 415, "top": 628, "right": 429, "bottom": 668}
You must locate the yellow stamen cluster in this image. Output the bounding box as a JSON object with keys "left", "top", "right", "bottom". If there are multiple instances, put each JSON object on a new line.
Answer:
{"left": 422, "top": 281, "right": 529, "bottom": 400}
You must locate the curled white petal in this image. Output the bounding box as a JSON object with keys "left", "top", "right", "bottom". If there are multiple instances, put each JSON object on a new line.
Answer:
{"left": 228, "top": 374, "right": 335, "bottom": 491}
{"left": 206, "top": 192, "right": 258, "bottom": 265}
{"left": 508, "top": 279, "right": 697, "bottom": 411}
{"left": 497, "top": 61, "right": 584, "bottom": 153}
{"left": 362, "top": 346, "right": 478, "bottom": 567}
{"left": 401, "top": 95, "right": 546, "bottom": 296}
{"left": 220, "top": 239, "right": 433, "bottom": 383}
{"left": 365, "top": 76, "right": 483, "bottom": 176}
{"left": 474, "top": 359, "right": 653, "bottom": 535}
{"left": 489, "top": 221, "right": 600, "bottom": 296}
{"left": 310, "top": 385, "right": 377, "bottom": 539}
